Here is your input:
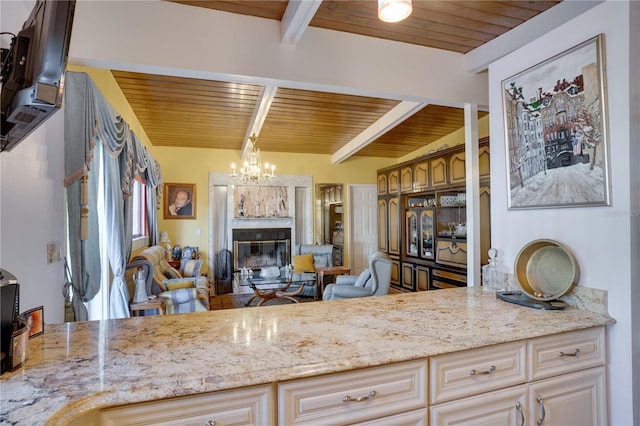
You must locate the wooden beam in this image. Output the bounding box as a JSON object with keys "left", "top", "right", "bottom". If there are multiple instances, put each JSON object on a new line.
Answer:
{"left": 332, "top": 101, "right": 426, "bottom": 164}
{"left": 242, "top": 85, "right": 279, "bottom": 156}
{"left": 281, "top": 0, "right": 323, "bottom": 45}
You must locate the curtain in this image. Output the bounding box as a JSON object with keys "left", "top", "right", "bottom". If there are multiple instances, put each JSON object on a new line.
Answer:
{"left": 64, "top": 72, "right": 162, "bottom": 320}
{"left": 104, "top": 140, "right": 135, "bottom": 319}
{"left": 64, "top": 73, "right": 102, "bottom": 321}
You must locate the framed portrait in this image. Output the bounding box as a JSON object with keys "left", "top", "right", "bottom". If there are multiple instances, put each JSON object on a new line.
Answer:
{"left": 164, "top": 183, "right": 196, "bottom": 219}
{"left": 502, "top": 34, "right": 610, "bottom": 209}
{"left": 22, "top": 306, "right": 44, "bottom": 338}
{"left": 9, "top": 325, "right": 29, "bottom": 371}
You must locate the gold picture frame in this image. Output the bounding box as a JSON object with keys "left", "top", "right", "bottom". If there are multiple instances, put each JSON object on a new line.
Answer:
{"left": 163, "top": 183, "right": 196, "bottom": 219}
{"left": 502, "top": 34, "right": 610, "bottom": 209}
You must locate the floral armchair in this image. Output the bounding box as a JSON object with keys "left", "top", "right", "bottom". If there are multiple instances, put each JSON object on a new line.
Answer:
{"left": 127, "top": 246, "right": 209, "bottom": 314}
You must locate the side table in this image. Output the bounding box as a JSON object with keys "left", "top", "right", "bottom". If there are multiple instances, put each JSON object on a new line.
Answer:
{"left": 129, "top": 297, "right": 165, "bottom": 317}
{"left": 168, "top": 260, "right": 181, "bottom": 269}
{"left": 315, "top": 266, "right": 351, "bottom": 298}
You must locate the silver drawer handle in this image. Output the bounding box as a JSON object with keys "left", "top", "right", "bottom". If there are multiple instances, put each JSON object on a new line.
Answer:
{"left": 559, "top": 349, "right": 580, "bottom": 357}
{"left": 536, "top": 395, "right": 546, "bottom": 425}
{"left": 205, "top": 420, "right": 217, "bottom": 426}
{"left": 515, "top": 401, "right": 525, "bottom": 426}
{"left": 469, "top": 365, "right": 496, "bottom": 376}
{"left": 342, "top": 390, "right": 377, "bottom": 402}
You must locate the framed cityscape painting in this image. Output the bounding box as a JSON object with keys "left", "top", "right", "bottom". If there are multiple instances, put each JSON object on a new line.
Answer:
{"left": 502, "top": 34, "right": 610, "bottom": 209}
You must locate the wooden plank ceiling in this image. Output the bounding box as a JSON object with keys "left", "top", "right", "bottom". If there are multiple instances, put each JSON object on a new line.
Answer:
{"left": 113, "top": 1, "right": 558, "bottom": 159}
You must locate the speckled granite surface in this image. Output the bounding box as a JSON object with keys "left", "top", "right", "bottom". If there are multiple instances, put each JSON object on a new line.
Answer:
{"left": 0, "top": 287, "right": 614, "bottom": 425}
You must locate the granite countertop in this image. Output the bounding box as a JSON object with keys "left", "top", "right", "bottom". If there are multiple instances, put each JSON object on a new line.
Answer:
{"left": 1, "top": 287, "right": 615, "bottom": 425}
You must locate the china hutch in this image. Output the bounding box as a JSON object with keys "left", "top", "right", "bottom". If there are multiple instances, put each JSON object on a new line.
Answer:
{"left": 377, "top": 138, "right": 491, "bottom": 292}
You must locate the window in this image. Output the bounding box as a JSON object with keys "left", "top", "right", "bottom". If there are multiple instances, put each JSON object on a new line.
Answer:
{"left": 132, "top": 176, "right": 147, "bottom": 238}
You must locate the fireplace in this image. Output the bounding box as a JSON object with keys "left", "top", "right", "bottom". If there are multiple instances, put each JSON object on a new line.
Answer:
{"left": 232, "top": 228, "right": 291, "bottom": 271}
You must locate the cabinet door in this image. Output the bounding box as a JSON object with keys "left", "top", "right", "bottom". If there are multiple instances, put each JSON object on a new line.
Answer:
{"left": 419, "top": 209, "right": 434, "bottom": 259}
{"left": 416, "top": 266, "right": 430, "bottom": 291}
{"left": 479, "top": 145, "right": 491, "bottom": 180}
{"left": 406, "top": 210, "right": 418, "bottom": 257}
{"left": 413, "top": 161, "right": 429, "bottom": 191}
{"left": 430, "top": 158, "right": 448, "bottom": 187}
{"left": 401, "top": 166, "right": 413, "bottom": 193}
{"left": 390, "top": 258, "right": 400, "bottom": 285}
{"left": 528, "top": 367, "right": 607, "bottom": 426}
{"left": 480, "top": 186, "right": 491, "bottom": 265}
{"left": 430, "top": 384, "right": 528, "bottom": 426}
{"left": 401, "top": 262, "right": 415, "bottom": 291}
{"left": 388, "top": 197, "right": 400, "bottom": 255}
{"left": 377, "top": 199, "right": 388, "bottom": 252}
{"left": 355, "top": 408, "right": 427, "bottom": 425}
{"left": 101, "top": 385, "right": 274, "bottom": 426}
{"left": 388, "top": 169, "right": 400, "bottom": 193}
{"left": 449, "top": 152, "right": 466, "bottom": 185}
{"left": 378, "top": 173, "right": 388, "bottom": 195}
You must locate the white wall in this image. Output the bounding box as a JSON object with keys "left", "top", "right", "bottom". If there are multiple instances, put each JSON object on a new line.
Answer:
{"left": 1, "top": 0, "right": 66, "bottom": 325}
{"left": 0, "top": 113, "right": 66, "bottom": 325}
{"left": 488, "top": 2, "right": 638, "bottom": 424}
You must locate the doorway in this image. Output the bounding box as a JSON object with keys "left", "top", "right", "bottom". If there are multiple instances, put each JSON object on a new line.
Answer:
{"left": 348, "top": 184, "right": 378, "bottom": 274}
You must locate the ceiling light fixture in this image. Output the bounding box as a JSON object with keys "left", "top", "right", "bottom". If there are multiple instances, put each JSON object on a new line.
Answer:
{"left": 378, "top": 0, "right": 412, "bottom": 23}
{"left": 231, "top": 134, "right": 276, "bottom": 185}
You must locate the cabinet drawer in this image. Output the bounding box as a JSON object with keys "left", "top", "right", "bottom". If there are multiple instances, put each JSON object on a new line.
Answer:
{"left": 528, "top": 326, "right": 606, "bottom": 381}
{"left": 430, "top": 341, "right": 526, "bottom": 404}
{"left": 278, "top": 359, "right": 427, "bottom": 425}
{"left": 101, "top": 384, "right": 274, "bottom": 426}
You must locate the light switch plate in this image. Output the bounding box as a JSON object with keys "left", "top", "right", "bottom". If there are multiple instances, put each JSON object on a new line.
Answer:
{"left": 47, "top": 242, "right": 60, "bottom": 264}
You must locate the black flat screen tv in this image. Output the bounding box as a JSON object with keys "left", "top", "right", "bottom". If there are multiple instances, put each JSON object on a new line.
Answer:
{"left": 0, "top": 0, "right": 75, "bottom": 152}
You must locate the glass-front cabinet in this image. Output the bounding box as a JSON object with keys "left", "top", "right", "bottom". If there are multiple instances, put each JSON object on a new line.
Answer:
{"left": 404, "top": 198, "right": 435, "bottom": 261}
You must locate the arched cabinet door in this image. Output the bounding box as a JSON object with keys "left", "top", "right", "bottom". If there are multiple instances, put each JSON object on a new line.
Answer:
{"left": 449, "top": 152, "right": 466, "bottom": 185}
{"left": 431, "top": 158, "right": 448, "bottom": 187}
{"left": 388, "top": 197, "right": 400, "bottom": 255}
{"left": 378, "top": 198, "right": 388, "bottom": 252}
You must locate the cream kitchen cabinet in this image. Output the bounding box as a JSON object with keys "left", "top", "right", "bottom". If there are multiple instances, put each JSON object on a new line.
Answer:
{"left": 430, "top": 326, "right": 607, "bottom": 426}
{"left": 100, "top": 384, "right": 274, "bottom": 426}
{"left": 278, "top": 359, "right": 427, "bottom": 425}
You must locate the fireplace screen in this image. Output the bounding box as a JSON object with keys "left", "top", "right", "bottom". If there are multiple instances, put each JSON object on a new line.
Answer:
{"left": 233, "top": 228, "right": 291, "bottom": 270}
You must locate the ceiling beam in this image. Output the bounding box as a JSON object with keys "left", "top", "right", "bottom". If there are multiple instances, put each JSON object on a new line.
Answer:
{"left": 332, "top": 101, "right": 426, "bottom": 164}
{"left": 242, "top": 85, "right": 278, "bottom": 156}
{"left": 280, "top": 0, "right": 323, "bottom": 45}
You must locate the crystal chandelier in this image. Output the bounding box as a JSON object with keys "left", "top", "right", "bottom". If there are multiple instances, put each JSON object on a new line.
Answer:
{"left": 378, "top": 0, "right": 412, "bottom": 23}
{"left": 231, "top": 134, "right": 276, "bottom": 185}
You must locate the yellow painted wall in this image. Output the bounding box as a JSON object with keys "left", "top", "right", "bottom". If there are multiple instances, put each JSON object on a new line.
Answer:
{"left": 153, "top": 146, "right": 395, "bottom": 271}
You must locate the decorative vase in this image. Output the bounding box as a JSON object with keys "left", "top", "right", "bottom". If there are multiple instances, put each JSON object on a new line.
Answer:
{"left": 133, "top": 267, "right": 148, "bottom": 303}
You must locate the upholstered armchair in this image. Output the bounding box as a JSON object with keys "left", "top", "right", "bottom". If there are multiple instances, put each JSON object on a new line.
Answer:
{"left": 322, "top": 251, "right": 391, "bottom": 301}
{"left": 127, "top": 246, "right": 209, "bottom": 314}
{"left": 292, "top": 244, "right": 334, "bottom": 297}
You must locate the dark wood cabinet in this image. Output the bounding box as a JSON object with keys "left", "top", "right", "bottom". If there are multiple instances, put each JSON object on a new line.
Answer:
{"left": 377, "top": 138, "right": 491, "bottom": 293}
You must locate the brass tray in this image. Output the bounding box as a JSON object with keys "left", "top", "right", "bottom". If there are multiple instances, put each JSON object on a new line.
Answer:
{"left": 514, "top": 239, "right": 579, "bottom": 301}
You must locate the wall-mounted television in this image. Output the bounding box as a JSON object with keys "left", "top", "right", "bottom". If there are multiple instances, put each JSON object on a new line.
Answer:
{"left": 0, "top": 0, "right": 75, "bottom": 152}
